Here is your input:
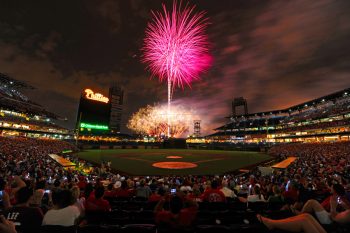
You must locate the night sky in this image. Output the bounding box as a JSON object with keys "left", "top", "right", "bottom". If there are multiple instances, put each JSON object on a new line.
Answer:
{"left": 1, "top": 0, "right": 350, "bottom": 135}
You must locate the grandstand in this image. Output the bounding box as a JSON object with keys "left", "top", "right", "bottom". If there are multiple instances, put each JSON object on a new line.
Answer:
{"left": 0, "top": 73, "right": 71, "bottom": 139}
{"left": 0, "top": 74, "right": 349, "bottom": 232}
{"left": 209, "top": 87, "right": 350, "bottom": 143}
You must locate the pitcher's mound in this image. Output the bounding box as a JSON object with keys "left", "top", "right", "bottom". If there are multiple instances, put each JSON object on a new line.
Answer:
{"left": 166, "top": 156, "right": 183, "bottom": 159}
{"left": 152, "top": 162, "right": 197, "bottom": 169}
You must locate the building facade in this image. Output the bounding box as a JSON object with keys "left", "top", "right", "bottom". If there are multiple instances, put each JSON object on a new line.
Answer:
{"left": 109, "top": 86, "right": 124, "bottom": 133}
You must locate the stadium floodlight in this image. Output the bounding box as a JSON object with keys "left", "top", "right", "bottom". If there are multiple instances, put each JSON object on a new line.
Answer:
{"left": 80, "top": 122, "right": 109, "bottom": 130}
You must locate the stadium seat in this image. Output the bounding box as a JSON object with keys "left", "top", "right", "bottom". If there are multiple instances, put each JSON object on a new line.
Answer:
{"left": 110, "top": 197, "right": 130, "bottom": 209}
{"left": 40, "top": 225, "right": 77, "bottom": 233}
{"left": 120, "top": 224, "right": 157, "bottom": 233}
{"left": 133, "top": 210, "right": 155, "bottom": 224}
{"left": 156, "top": 226, "right": 195, "bottom": 233}
{"left": 84, "top": 211, "right": 111, "bottom": 224}
{"left": 267, "top": 202, "right": 285, "bottom": 211}
{"left": 104, "top": 196, "right": 115, "bottom": 205}
{"left": 217, "top": 210, "right": 244, "bottom": 225}
{"left": 247, "top": 202, "right": 268, "bottom": 212}
{"left": 196, "top": 210, "right": 232, "bottom": 225}
{"left": 196, "top": 225, "right": 232, "bottom": 233}
{"left": 133, "top": 196, "right": 148, "bottom": 202}
{"left": 78, "top": 224, "right": 120, "bottom": 233}
{"left": 196, "top": 211, "right": 215, "bottom": 225}
{"left": 144, "top": 201, "right": 158, "bottom": 210}
{"left": 198, "top": 202, "right": 228, "bottom": 212}
{"left": 107, "top": 209, "right": 132, "bottom": 225}
{"left": 228, "top": 200, "right": 248, "bottom": 211}
{"left": 120, "top": 201, "right": 146, "bottom": 211}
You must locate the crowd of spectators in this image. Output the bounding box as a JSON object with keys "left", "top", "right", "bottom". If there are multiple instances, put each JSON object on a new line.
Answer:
{"left": 223, "top": 96, "right": 350, "bottom": 137}
{"left": 276, "top": 118, "right": 350, "bottom": 134}
{"left": 284, "top": 96, "right": 350, "bottom": 123}
{"left": 0, "top": 137, "right": 350, "bottom": 233}
{"left": 0, "top": 114, "right": 68, "bottom": 134}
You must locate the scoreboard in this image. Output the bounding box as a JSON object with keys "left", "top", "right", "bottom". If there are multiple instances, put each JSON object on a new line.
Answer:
{"left": 76, "top": 89, "right": 111, "bottom": 134}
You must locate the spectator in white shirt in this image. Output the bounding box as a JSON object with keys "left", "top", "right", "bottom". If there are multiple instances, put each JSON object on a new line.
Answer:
{"left": 220, "top": 180, "right": 237, "bottom": 198}
{"left": 239, "top": 184, "right": 266, "bottom": 203}
{"left": 247, "top": 185, "right": 266, "bottom": 202}
{"left": 42, "top": 189, "right": 80, "bottom": 226}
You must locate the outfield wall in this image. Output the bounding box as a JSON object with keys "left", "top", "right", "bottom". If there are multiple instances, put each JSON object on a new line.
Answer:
{"left": 79, "top": 142, "right": 267, "bottom": 152}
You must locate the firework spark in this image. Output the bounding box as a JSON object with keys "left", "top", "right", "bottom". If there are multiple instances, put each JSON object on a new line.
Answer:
{"left": 127, "top": 104, "right": 196, "bottom": 137}
{"left": 142, "top": 1, "right": 212, "bottom": 88}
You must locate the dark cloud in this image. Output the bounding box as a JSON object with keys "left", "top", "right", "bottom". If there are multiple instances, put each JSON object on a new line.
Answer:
{"left": 0, "top": 0, "right": 349, "bottom": 135}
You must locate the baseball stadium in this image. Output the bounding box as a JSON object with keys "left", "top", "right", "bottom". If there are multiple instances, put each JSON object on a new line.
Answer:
{"left": 1, "top": 1, "right": 350, "bottom": 233}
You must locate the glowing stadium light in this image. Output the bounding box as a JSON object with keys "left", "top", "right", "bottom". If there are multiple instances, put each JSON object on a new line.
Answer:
{"left": 84, "top": 89, "right": 109, "bottom": 103}
{"left": 80, "top": 122, "right": 109, "bottom": 130}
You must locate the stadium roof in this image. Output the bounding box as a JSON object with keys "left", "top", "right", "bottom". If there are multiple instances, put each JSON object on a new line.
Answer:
{"left": 0, "top": 73, "right": 35, "bottom": 89}
{"left": 286, "top": 87, "right": 350, "bottom": 112}
{"left": 0, "top": 73, "right": 63, "bottom": 120}
{"left": 227, "top": 87, "right": 350, "bottom": 119}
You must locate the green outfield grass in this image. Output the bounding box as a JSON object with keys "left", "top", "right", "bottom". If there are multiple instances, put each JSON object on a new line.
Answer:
{"left": 76, "top": 149, "right": 272, "bottom": 176}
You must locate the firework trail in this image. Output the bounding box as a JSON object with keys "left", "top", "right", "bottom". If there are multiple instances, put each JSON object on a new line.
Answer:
{"left": 142, "top": 1, "right": 211, "bottom": 137}
{"left": 142, "top": 1, "right": 212, "bottom": 89}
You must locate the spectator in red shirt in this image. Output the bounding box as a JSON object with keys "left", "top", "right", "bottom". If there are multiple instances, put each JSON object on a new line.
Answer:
{"left": 283, "top": 181, "right": 299, "bottom": 204}
{"left": 115, "top": 180, "right": 132, "bottom": 199}
{"left": 155, "top": 195, "right": 198, "bottom": 229}
{"left": 148, "top": 187, "right": 165, "bottom": 203}
{"left": 201, "top": 180, "right": 226, "bottom": 202}
{"left": 77, "top": 177, "right": 87, "bottom": 190}
{"left": 85, "top": 187, "right": 111, "bottom": 212}
{"left": 104, "top": 183, "right": 116, "bottom": 198}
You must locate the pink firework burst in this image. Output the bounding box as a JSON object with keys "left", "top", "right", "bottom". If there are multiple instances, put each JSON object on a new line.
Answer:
{"left": 142, "top": 1, "right": 212, "bottom": 88}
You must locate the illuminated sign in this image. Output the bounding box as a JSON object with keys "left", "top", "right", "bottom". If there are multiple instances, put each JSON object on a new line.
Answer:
{"left": 84, "top": 89, "right": 109, "bottom": 103}
{"left": 62, "top": 150, "right": 73, "bottom": 154}
{"left": 80, "top": 122, "right": 109, "bottom": 130}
